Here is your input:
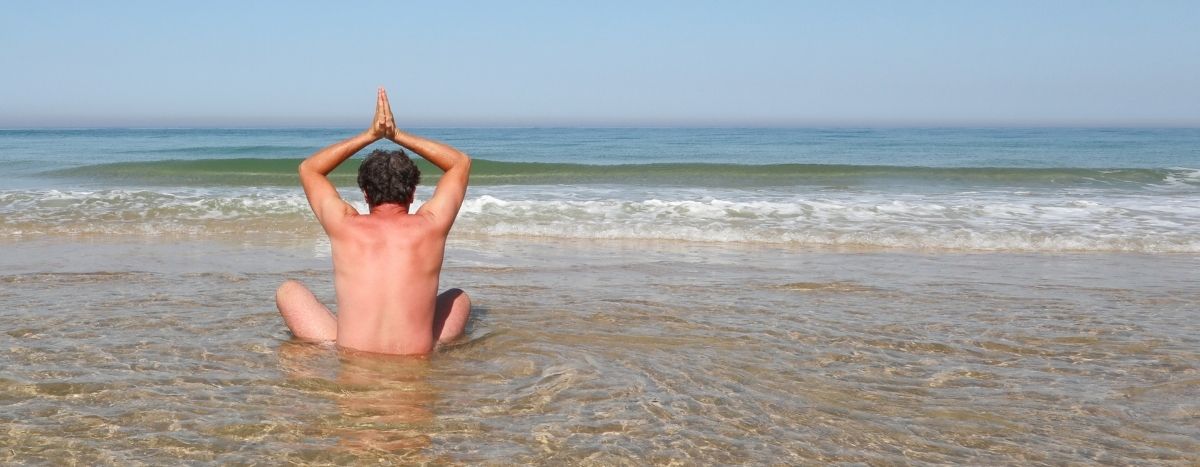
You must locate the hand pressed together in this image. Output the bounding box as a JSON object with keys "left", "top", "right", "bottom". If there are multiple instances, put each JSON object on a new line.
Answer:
{"left": 367, "top": 87, "right": 396, "bottom": 139}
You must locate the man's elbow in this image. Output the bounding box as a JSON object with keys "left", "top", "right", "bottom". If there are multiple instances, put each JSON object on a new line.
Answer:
{"left": 298, "top": 160, "right": 326, "bottom": 178}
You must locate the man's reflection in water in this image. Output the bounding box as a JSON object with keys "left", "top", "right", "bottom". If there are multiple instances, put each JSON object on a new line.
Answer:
{"left": 278, "top": 341, "right": 436, "bottom": 454}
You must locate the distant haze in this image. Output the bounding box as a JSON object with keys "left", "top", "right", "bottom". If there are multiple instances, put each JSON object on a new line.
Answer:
{"left": 2, "top": 1, "right": 1198, "bottom": 128}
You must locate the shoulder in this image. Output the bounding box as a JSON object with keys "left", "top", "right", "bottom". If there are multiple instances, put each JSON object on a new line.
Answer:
{"left": 318, "top": 204, "right": 363, "bottom": 233}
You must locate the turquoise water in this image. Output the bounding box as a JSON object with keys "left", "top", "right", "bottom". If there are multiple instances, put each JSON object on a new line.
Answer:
{"left": 39, "top": 159, "right": 1194, "bottom": 188}
{"left": 1, "top": 128, "right": 1198, "bottom": 251}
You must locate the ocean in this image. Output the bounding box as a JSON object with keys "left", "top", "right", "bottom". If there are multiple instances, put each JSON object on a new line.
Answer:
{"left": 1, "top": 128, "right": 1197, "bottom": 463}
{"left": 2, "top": 128, "right": 1198, "bottom": 251}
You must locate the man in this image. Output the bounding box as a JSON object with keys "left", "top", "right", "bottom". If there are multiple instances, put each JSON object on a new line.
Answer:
{"left": 276, "top": 88, "right": 472, "bottom": 355}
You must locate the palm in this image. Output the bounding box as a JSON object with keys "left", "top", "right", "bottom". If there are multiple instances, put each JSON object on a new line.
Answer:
{"left": 371, "top": 87, "right": 396, "bottom": 138}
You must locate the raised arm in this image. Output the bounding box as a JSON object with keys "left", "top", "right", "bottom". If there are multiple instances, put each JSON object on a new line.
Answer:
{"left": 299, "top": 88, "right": 394, "bottom": 226}
{"left": 389, "top": 120, "right": 471, "bottom": 231}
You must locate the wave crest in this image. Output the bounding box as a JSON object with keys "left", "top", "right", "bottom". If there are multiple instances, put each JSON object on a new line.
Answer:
{"left": 43, "top": 159, "right": 1200, "bottom": 189}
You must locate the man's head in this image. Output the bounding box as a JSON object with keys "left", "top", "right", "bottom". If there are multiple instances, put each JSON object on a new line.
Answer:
{"left": 357, "top": 149, "right": 421, "bottom": 207}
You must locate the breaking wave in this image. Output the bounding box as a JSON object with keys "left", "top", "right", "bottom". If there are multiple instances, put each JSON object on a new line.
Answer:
{"left": 43, "top": 158, "right": 1200, "bottom": 189}
{"left": 3, "top": 188, "right": 1197, "bottom": 253}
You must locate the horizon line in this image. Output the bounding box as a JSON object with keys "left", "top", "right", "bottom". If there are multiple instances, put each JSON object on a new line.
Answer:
{"left": 4, "top": 124, "right": 1200, "bottom": 131}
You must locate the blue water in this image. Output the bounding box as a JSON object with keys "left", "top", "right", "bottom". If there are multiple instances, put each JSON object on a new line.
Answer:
{"left": 2, "top": 127, "right": 1197, "bottom": 174}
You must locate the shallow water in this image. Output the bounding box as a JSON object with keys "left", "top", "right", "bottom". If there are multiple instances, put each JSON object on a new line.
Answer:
{"left": 1, "top": 237, "right": 1196, "bottom": 464}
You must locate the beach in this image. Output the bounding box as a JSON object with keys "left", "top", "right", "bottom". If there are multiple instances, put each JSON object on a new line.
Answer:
{"left": 1, "top": 128, "right": 1198, "bottom": 463}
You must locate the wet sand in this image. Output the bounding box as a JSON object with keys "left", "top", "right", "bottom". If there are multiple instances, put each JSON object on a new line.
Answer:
{"left": 1, "top": 237, "right": 1197, "bottom": 464}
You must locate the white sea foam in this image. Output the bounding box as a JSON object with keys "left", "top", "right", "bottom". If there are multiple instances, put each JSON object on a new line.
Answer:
{"left": 455, "top": 192, "right": 1200, "bottom": 252}
{"left": 1162, "top": 167, "right": 1200, "bottom": 189}
{"left": 2, "top": 187, "right": 1198, "bottom": 252}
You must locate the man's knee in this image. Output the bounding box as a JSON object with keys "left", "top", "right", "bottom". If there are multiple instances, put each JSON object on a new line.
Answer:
{"left": 276, "top": 280, "right": 306, "bottom": 308}
{"left": 442, "top": 288, "right": 471, "bottom": 308}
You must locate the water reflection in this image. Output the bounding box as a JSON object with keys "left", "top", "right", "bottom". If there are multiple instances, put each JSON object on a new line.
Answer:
{"left": 278, "top": 341, "right": 437, "bottom": 455}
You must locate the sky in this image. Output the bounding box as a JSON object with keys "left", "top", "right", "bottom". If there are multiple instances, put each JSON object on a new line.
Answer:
{"left": 2, "top": 1, "right": 1198, "bottom": 127}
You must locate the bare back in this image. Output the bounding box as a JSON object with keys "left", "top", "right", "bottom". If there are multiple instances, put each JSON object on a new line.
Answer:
{"left": 328, "top": 209, "right": 447, "bottom": 354}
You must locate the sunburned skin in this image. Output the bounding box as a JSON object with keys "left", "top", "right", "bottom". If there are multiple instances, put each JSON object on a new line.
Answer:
{"left": 275, "top": 88, "right": 472, "bottom": 355}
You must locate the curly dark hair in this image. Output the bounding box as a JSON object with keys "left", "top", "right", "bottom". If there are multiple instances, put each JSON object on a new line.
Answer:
{"left": 357, "top": 149, "right": 421, "bottom": 207}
